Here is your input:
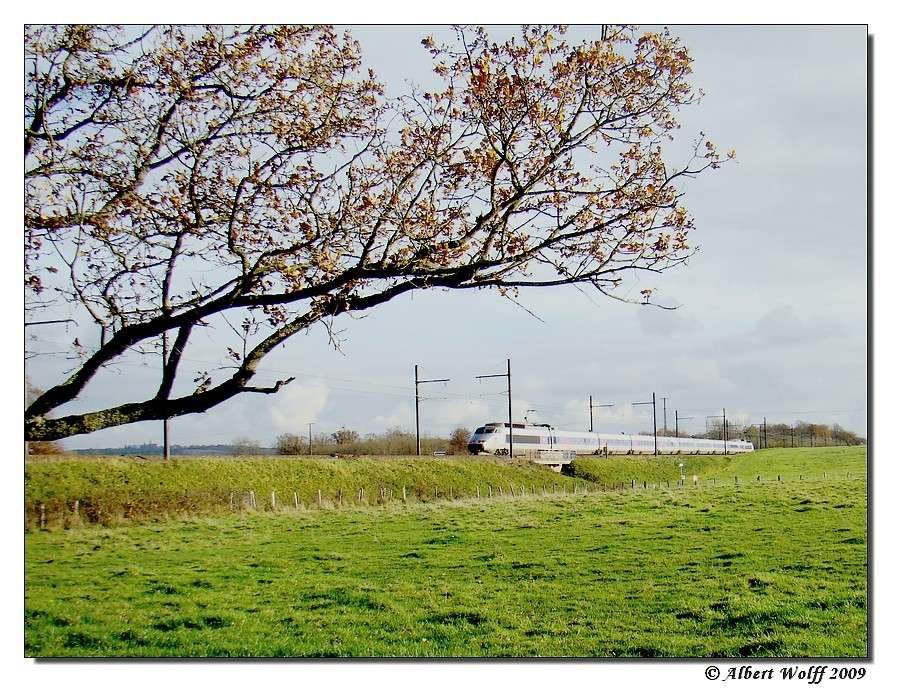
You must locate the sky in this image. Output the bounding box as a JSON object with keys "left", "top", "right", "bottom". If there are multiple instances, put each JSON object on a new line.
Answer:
{"left": 25, "top": 25, "right": 868, "bottom": 448}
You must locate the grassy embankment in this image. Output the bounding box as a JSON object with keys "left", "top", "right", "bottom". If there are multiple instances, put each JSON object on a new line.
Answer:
{"left": 571, "top": 446, "right": 866, "bottom": 485}
{"left": 25, "top": 447, "right": 867, "bottom": 529}
{"left": 25, "top": 455, "right": 586, "bottom": 529}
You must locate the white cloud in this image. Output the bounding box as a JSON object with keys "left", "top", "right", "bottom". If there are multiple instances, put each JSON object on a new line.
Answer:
{"left": 268, "top": 381, "right": 330, "bottom": 433}
{"left": 371, "top": 404, "right": 410, "bottom": 431}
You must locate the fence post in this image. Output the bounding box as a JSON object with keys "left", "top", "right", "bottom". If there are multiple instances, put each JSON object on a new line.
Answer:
{"left": 229, "top": 492, "right": 234, "bottom": 511}
{"left": 338, "top": 488, "right": 343, "bottom": 507}
{"left": 631, "top": 479, "right": 635, "bottom": 490}
{"left": 317, "top": 489, "right": 322, "bottom": 507}
{"left": 293, "top": 492, "right": 299, "bottom": 509}
{"left": 476, "top": 486, "right": 480, "bottom": 499}
{"left": 522, "top": 485, "right": 526, "bottom": 497}
{"left": 734, "top": 476, "right": 738, "bottom": 486}
{"left": 250, "top": 490, "right": 256, "bottom": 509}
{"left": 778, "top": 475, "right": 781, "bottom": 482}
{"left": 402, "top": 486, "right": 407, "bottom": 502}
{"left": 74, "top": 499, "right": 80, "bottom": 519}
{"left": 450, "top": 487, "right": 454, "bottom": 500}
{"left": 270, "top": 491, "right": 276, "bottom": 510}
{"left": 489, "top": 485, "right": 493, "bottom": 498}
{"left": 40, "top": 503, "right": 46, "bottom": 530}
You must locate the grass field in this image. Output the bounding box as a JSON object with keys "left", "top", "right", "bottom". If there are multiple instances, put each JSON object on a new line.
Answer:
{"left": 25, "top": 455, "right": 585, "bottom": 529}
{"left": 25, "top": 447, "right": 867, "bottom": 657}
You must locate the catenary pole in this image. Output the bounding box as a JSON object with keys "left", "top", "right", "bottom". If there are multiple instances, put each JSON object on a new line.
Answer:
{"left": 589, "top": 396, "right": 614, "bottom": 433}
{"left": 415, "top": 364, "right": 451, "bottom": 456}
{"left": 476, "top": 359, "right": 512, "bottom": 457}
{"left": 675, "top": 411, "right": 693, "bottom": 438}
{"left": 507, "top": 359, "right": 513, "bottom": 458}
{"left": 632, "top": 393, "right": 658, "bottom": 455}
{"left": 722, "top": 408, "right": 727, "bottom": 455}
{"left": 162, "top": 331, "right": 170, "bottom": 462}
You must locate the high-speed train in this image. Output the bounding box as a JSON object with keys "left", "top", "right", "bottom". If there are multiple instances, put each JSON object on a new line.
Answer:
{"left": 467, "top": 422, "right": 754, "bottom": 455}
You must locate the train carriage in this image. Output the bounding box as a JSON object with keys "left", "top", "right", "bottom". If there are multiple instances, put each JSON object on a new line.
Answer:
{"left": 467, "top": 422, "right": 753, "bottom": 456}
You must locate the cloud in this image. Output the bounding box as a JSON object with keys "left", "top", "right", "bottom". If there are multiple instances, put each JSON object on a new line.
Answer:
{"left": 268, "top": 381, "right": 330, "bottom": 433}
{"left": 371, "top": 405, "right": 410, "bottom": 431}
{"left": 636, "top": 306, "right": 702, "bottom": 337}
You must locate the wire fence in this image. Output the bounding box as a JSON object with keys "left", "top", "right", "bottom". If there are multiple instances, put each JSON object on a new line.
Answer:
{"left": 25, "top": 470, "right": 863, "bottom": 532}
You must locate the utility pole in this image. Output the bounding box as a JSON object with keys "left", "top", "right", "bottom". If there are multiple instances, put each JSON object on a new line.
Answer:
{"left": 476, "top": 358, "right": 513, "bottom": 458}
{"left": 791, "top": 424, "right": 794, "bottom": 447}
{"left": 632, "top": 393, "right": 658, "bottom": 455}
{"left": 722, "top": 408, "right": 727, "bottom": 455}
{"left": 763, "top": 417, "right": 767, "bottom": 449}
{"left": 414, "top": 365, "right": 450, "bottom": 456}
{"left": 589, "top": 396, "right": 614, "bottom": 433}
{"left": 162, "top": 331, "right": 170, "bottom": 462}
{"left": 675, "top": 411, "right": 693, "bottom": 438}
{"left": 662, "top": 396, "right": 668, "bottom": 435}
{"left": 308, "top": 422, "right": 314, "bottom": 455}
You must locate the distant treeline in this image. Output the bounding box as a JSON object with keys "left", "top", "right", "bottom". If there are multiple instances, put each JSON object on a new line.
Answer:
{"left": 649, "top": 420, "right": 865, "bottom": 447}
{"left": 272, "top": 427, "right": 471, "bottom": 457}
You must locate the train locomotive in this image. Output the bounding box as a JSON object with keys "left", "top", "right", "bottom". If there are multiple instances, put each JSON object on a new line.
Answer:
{"left": 467, "top": 422, "right": 754, "bottom": 456}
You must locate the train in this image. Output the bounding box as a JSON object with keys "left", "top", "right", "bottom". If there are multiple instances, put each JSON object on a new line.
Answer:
{"left": 467, "top": 422, "right": 754, "bottom": 456}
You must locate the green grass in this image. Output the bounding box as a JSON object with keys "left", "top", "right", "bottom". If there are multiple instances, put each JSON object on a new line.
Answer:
{"left": 571, "top": 447, "right": 867, "bottom": 487}
{"left": 571, "top": 454, "right": 731, "bottom": 485}
{"left": 25, "top": 455, "right": 584, "bottom": 529}
{"left": 701, "top": 446, "right": 867, "bottom": 481}
{"left": 25, "top": 448, "right": 867, "bottom": 657}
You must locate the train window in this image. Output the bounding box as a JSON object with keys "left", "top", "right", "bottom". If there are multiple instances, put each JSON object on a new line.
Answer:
{"left": 508, "top": 434, "right": 541, "bottom": 444}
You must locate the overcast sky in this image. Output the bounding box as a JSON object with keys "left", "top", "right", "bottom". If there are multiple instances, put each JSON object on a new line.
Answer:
{"left": 26, "top": 25, "right": 868, "bottom": 448}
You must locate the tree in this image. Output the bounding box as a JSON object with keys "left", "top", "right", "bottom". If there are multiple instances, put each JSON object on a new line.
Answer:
{"left": 449, "top": 427, "right": 471, "bottom": 455}
{"left": 230, "top": 437, "right": 261, "bottom": 455}
{"left": 275, "top": 433, "right": 306, "bottom": 455}
{"left": 331, "top": 428, "right": 360, "bottom": 446}
{"left": 25, "top": 25, "right": 729, "bottom": 441}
